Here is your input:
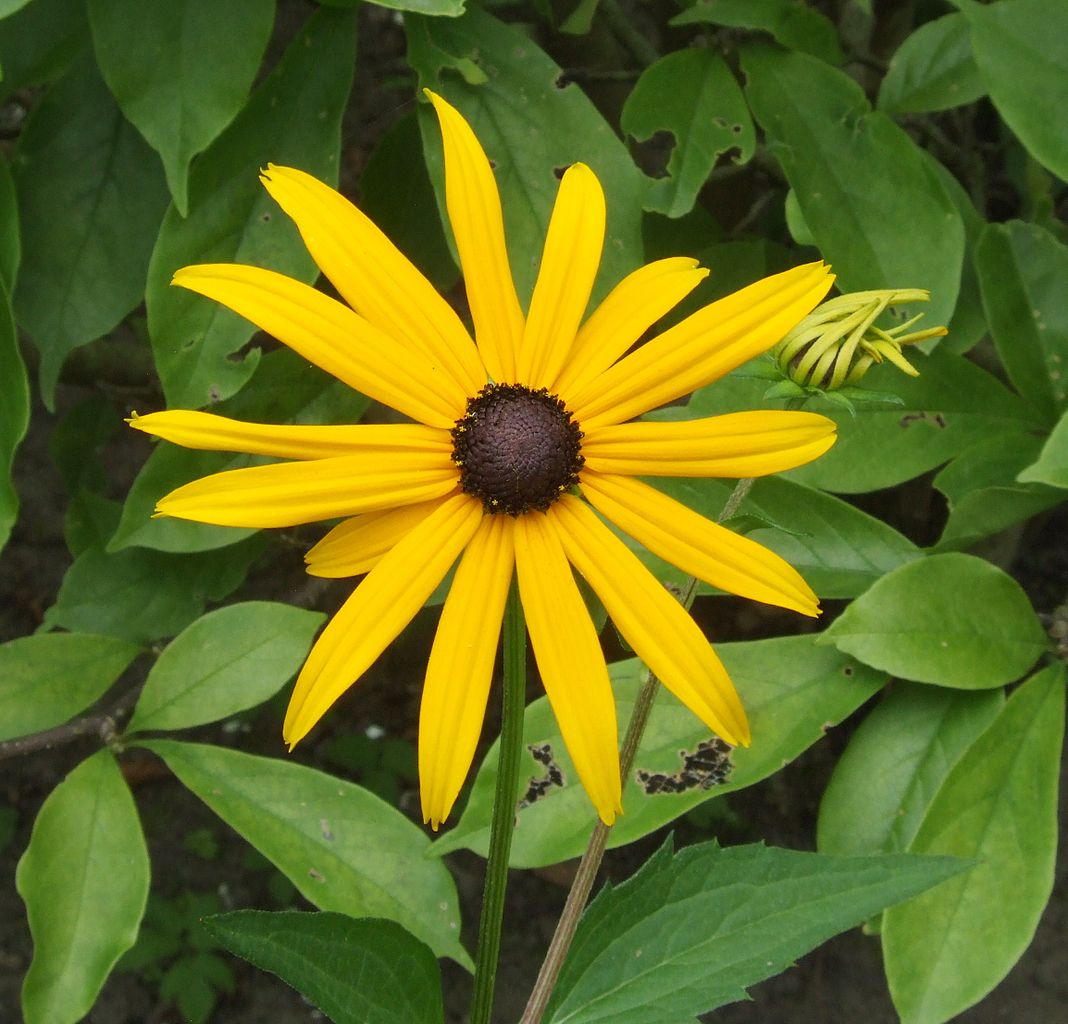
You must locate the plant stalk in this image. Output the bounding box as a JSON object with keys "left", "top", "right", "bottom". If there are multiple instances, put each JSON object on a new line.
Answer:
{"left": 470, "top": 576, "right": 527, "bottom": 1024}
{"left": 520, "top": 477, "right": 755, "bottom": 1023}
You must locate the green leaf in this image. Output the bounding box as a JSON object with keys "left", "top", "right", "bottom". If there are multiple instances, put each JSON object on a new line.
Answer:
{"left": 12, "top": 50, "right": 170, "bottom": 407}
{"left": 436, "top": 637, "right": 884, "bottom": 867}
{"left": 318, "top": 0, "right": 465, "bottom": 13}
{"left": 742, "top": 42, "right": 964, "bottom": 331}
{"left": 621, "top": 48, "right": 754, "bottom": 218}
{"left": 817, "top": 683, "right": 1004, "bottom": 857}
{"left": 0, "top": 0, "right": 32, "bottom": 16}
{"left": 0, "top": 283, "right": 27, "bottom": 552}
{"left": 41, "top": 537, "right": 265, "bottom": 643}
{"left": 1019, "top": 406, "right": 1068, "bottom": 488}
{"left": 671, "top": 0, "right": 844, "bottom": 65}
{"left": 407, "top": 4, "right": 645, "bottom": 307}
{"left": 203, "top": 911, "right": 445, "bottom": 1024}
{"left": 820, "top": 553, "right": 1048, "bottom": 689}
{"left": 975, "top": 220, "right": 1068, "bottom": 423}
{"left": 934, "top": 433, "right": 1065, "bottom": 550}
{"left": 146, "top": 6, "right": 357, "bottom": 409}
{"left": 359, "top": 111, "right": 458, "bottom": 293}
{"left": 0, "top": 0, "right": 87, "bottom": 102}
{"left": 877, "top": 13, "right": 984, "bottom": 115}
{"left": 88, "top": 0, "right": 275, "bottom": 215}
{"left": 545, "top": 840, "right": 966, "bottom": 1023}
{"left": 17, "top": 750, "right": 150, "bottom": 1024}
{"left": 883, "top": 663, "right": 1065, "bottom": 1024}
{"left": 112, "top": 349, "right": 370, "bottom": 553}
{"left": 959, "top": 0, "right": 1068, "bottom": 182}
{"left": 127, "top": 602, "right": 323, "bottom": 734}
{"left": 140, "top": 740, "right": 471, "bottom": 968}
{"left": 0, "top": 157, "right": 19, "bottom": 291}
{"left": 0, "top": 633, "right": 141, "bottom": 743}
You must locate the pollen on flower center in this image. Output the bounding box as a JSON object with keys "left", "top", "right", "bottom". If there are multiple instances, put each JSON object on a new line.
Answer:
{"left": 451, "top": 383, "right": 584, "bottom": 515}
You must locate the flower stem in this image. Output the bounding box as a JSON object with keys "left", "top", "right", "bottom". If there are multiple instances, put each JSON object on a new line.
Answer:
{"left": 519, "top": 477, "right": 755, "bottom": 1023}
{"left": 471, "top": 575, "right": 526, "bottom": 1024}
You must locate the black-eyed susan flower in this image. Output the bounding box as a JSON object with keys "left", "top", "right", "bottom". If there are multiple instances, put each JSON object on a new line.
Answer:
{"left": 130, "top": 91, "right": 836, "bottom": 829}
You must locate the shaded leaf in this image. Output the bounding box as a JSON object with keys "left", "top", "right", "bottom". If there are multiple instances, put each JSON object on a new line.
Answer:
{"left": 1019, "top": 407, "right": 1068, "bottom": 489}
{"left": 141, "top": 740, "right": 471, "bottom": 968}
{"left": 621, "top": 48, "right": 754, "bottom": 218}
{"left": 204, "top": 911, "right": 444, "bottom": 1024}
{"left": 0, "top": 633, "right": 141, "bottom": 743}
{"left": 0, "top": 283, "right": 27, "bottom": 552}
{"left": 127, "top": 602, "right": 324, "bottom": 734}
{"left": 12, "top": 51, "right": 169, "bottom": 406}
{"left": 435, "top": 638, "right": 884, "bottom": 867}
{"left": 817, "top": 683, "right": 1004, "bottom": 857}
{"left": 17, "top": 751, "right": 150, "bottom": 1024}
{"left": 407, "top": 4, "right": 645, "bottom": 306}
{"left": 545, "top": 840, "right": 966, "bottom": 1023}
{"left": 0, "top": 157, "right": 19, "bottom": 291}
{"left": 146, "top": 6, "right": 357, "bottom": 408}
{"left": 820, "top": 553, "right": 1048, "bottom": 688}
{"left": 742, "top": 42, "right": 964, "bottom": 330}
{"left": 884, "top": 664, "right": 1065, "bottom": 1023}
{"left": 878, "top": 13, "right": 984, "bottom": 115}
{"left": 0, "top": 0, "right": 87, "bottom": 102}
{"left": 88, "top": 0, "right": 275, "bottom": 215}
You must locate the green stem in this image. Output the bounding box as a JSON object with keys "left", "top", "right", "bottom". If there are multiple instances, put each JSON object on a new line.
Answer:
{"left": 471, "top": 576, "right": 526, "bottom": 1024}
{"left": 519, "top": 478, "right": 755, "bottom": 1023}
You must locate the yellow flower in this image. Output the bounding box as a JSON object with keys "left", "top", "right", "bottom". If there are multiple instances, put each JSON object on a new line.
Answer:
{"left": 131, "top": 91, "right": 836, "bottom": 829}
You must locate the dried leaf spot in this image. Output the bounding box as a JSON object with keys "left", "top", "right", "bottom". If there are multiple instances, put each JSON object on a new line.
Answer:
{"left": 636, "top": 737, "right": 733, "bottom": 795}
{"left": 516, "top": 742, "right": 566, "bottom": 812}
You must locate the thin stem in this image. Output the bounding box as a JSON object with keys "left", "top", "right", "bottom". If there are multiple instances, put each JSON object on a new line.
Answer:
{"left": 471, "top": 576, "right": 527, "bottom": 1024}
{"left": 520, "top": 478, "right": 754, "bottom": 1024}
{"left": 600, "top": 0, "right": 660, "bottom": 67}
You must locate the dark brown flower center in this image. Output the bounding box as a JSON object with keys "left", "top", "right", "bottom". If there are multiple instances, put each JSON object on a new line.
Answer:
{"left": 451, "top": 383, "right": 584, "bottom": 516}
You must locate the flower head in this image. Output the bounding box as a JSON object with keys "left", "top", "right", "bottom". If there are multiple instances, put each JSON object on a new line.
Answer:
{"left": 131, "top": 92, "right": 836, "bottom": 828}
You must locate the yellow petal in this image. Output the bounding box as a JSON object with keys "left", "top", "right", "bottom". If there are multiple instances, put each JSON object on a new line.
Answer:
{"left": 172, "top": 264, "right": 463, "bottom": 427}
{"left": 514, "top": 513, "right": 621, "bottom": 824}
{"left": 580, "top": 471, "right": 820, "bottom": 617}
{"left": 420, "top": 516, "right": 515, "bottom": 829}
{"left": 260, "top": 165, "right": 486, "bottom": 397}
{"left": 553, "top": 258, "right": 708, "bottom": 398}
{"left": 283, "top": 494, "right": 483, "bottom": 747}
{"left": 516, "top": 163, "right": 605, "bottom": 389}
{"left": 551, "top": 495, "right": 750, "bottom": 746}
{"left": 426, "top": 90, "right": 523, "bottom": 382}
{"left": 155, "top": 451, "right": 457, "bottom": 528}
{"left": 581, "top": 410, "right": 836, "bottom": 478}
{"left": 305, "top": 497, "right": 454, "bottom": 578}
{"left": 130, "top": 411, "right": 452, "bottom": 461}
{"left": 569, "top": 262, "right": 834, "bottom": 427}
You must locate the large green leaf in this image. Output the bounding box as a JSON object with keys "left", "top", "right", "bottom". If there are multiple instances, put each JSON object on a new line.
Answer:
{"left": 621, "top": 48, "right": 754, "bottom": 218}
{"left": 817, "top": 683, "right": 1004, "bottom": 857}
{"left": 88, "top": 0, "right": 275, "bottom": 215}
{"left": 742, "top": 42, "right": 964, "bottom": 330}
{"left": 878, "top": 13, "right": 984, "bottom": 115}
{"left": 1018, "top": 407, "right": 1068, "bottom": 489}
{"left": 820, "top": 554, "right": 1048, "bottom": 689}
{"left": 958, "top": 0, "right": 1068, "bottom": 182}
{"left": 127, "top": 602, "right": 323, "bottom": 734}
{"left": 883, "top": 664, "right": 1064, "bottom": 1024}
{"left": 204, "top": 911, "right": 444, "bottom": 1024}
{"left": 0, "top": 0, "right": 87, "bottom": 102}
{"left": 435, "top": 638, "right": 884, "bottom": 867}
{"left": 141, "top": 740, "right": 471, "bottom": 968}
{"left": 17, "top": 751, "right": 150, "bottom": 1024}
{"left": 975, "top": 220, "right": 1068, "bottom": 423}
{"left": 112, "top": 349, "right": 370, "bottom": 553}
{"left": 146, "top": 6, "right": 357, "bottom": 409}
{"left": 12, "top": 50, "right": 170, "bottom": 407}
{"left": 41, "top": 537, "right": 265, "bottom": 643}
{"left": 545, "top": 840, "right": 965, "bottom": 1023}
{"left": 406, "top": 4, "right": 645, "bottom": 307}
{"left": 0, "top": 633, "right": 141, "bottom": 743}
{"left": 0, "top": 283, "right": 27, "bottom": 553}
{"left": 671, "top": 0, "right": 843, "bottom": 65}
{"left": 933, "top": 433, "right": 1065, "bottom": 551}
